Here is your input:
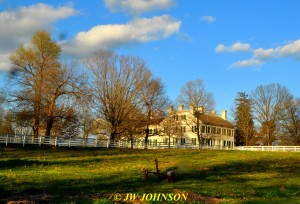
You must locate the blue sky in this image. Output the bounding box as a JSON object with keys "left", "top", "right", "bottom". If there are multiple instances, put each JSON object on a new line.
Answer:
{"left": 1, "top": 0, "right": 300, "bottom": 118}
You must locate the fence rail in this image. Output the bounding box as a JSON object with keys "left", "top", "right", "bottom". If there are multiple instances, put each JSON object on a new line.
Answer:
{"left": 0, "top": 135, "right": 299, "bottom": 152}
{"left": 234, "top": 146, "right": 300, "bottom": 152}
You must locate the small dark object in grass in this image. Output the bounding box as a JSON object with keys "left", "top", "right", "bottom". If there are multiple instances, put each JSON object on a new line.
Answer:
{"left": 143, "top": 158, "right": 175, "bottom": 183}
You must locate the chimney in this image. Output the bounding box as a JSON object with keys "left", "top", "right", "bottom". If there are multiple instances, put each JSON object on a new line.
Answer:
{"left": 211, "top": 110, "right": 216, "bottom": 115}
{"left": 178, "top": 104, "right": 184, "bottom": 111}
{"left": 221, "top": 110, "right": 227, "bottom": 120}
{"left": 168, "top": 106, "right": 174, "bottom": 114}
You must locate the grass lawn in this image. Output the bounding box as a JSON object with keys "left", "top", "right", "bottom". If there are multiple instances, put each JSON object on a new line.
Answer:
{"left": 0, "top": 145, "right": 300, "bottom": 203}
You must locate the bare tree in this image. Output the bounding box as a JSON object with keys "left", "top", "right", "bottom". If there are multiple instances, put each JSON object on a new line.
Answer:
{"left": 160, "top": 108, "right": 181, "bottom": 148}
{"left": 42, "top": 63, "right": 87, "bottom": 137}
{"left": 139, "top": 78, "right": 170, "bottom": 148}
{"left": 0, "top": 110, "right": 14, "bottom": 135}
{"left": 10, "top": 31, "right": 87, "bottom": 137}
{"left": 122, "top": 107, "right": 145, "bottom": 148}
{"left": 280, "top": 98, "right": 300, "bottom": 145}
{"left": 10, "top": 31, "right": 61, "bottom": 137}
{"left": 85, "top": 50, "right": 152, "bottom": 141}
{"left": 251, "top": 83, "right": 292, "bottom": 145}
{"left": 177, "top": 79, "right": 215, "bottom": 148}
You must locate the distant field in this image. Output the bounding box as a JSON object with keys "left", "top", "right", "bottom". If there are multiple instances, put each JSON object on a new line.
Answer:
{"left": 0, "top": 145, "right": 299, "bottom": 203}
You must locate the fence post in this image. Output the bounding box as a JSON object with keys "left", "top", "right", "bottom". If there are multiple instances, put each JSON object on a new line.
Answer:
{"left": 23, "top": 135, "right": 26, "bottom": 147}
{"left": 95, "top": 138, "right": 98, "bottom": 148}
{"left": 55, "top": 136, "right": 58, "bottom": 147}
{"left": 39, "top": 136, "right": 42, "bottom": 146}
{"left": 6, "top": 134, "right": 8, "bottom": 146}
{"left": 107, "top": 139, "right": 110, "bottom": 148}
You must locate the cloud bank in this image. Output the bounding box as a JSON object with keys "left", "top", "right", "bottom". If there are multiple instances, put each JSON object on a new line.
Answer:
{"left": 104, "top": 0, "right": 175, "bottom": 15}
{"left": 0, "top": 3, "right": 76, "bottom": 71}
{"left": 216, "top": 40, "right": 300, "bottom": 68}
{"left": 62, "top": 15, "right": 181, "bottom": 56}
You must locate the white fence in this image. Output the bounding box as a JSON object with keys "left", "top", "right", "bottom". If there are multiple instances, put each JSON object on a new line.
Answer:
{"left": 0, "top": 134, "right": 232, "bottom": 150}
{"left": 0, "top": 135, "right": 299, "bottom": 152}
{"left": 234, "top": 146, "right": 300, "bottom": 152}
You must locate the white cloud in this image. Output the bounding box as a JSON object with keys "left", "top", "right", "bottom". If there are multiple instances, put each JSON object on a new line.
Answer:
{"left": 230, "top": 59, "right": 264, "bottom": 68}
{"left": 0, "top": 3, "right": 76, "bottom": 71}
{"left": 232, "top": 42, "right": 251, "bottom": 52}
{"left": 62, "top": 15, "right": 181, "bottom": 56}
{"left": 215, "top": 42, "right": 251, "bottom": 53}
{"left": 215, "top": 44, "right": 226, "bottom": 52}
{"left": 0, "top": 54, "right": 10, "bottom": 72}
{"left": 253, "top": 48, "right": 275, "bottom": 59}
{"left": 176, "top": 32, "right": 193, "bottom": 42}
{"left": 105, "top": 0, "right": 175, "bottom": 15}
{"left": 277, "top": 39, "right": 300, "bottom": 59}
{"left": 201, "top": 16, "right": 216, "bottom": 23}
{"left": 217, "top": 39, "right": 300, "bottom": 68}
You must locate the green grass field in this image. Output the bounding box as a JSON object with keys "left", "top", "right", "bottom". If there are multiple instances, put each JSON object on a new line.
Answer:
{"left": 0, "top": 145, "right": 300, "bottom": 203}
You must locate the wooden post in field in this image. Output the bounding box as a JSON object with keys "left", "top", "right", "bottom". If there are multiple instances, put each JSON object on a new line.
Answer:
{"left": 95, "top": 138, "right": 98, "bottom": 148}
{"left": 39, "top": 136, "right": 42, "bottom": 146}
{"left": 23, "top": 135, "right": 26, "bottom": 147}
{"left": 6, "top": 134, "right": 8, "bottom": 146}
{"left": 55, "top": 136, "right": 58, "bottom": 147}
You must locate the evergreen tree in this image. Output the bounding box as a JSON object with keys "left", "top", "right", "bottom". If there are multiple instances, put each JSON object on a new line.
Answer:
{"left": 234, "top": 92, "right": 255, "bottom": 146}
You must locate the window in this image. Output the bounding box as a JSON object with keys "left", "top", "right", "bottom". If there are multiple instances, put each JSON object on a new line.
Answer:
{"left": 181, "top": 138, "right": 185, "bottom": 145}
{"left": 181, "top": 115, "right": 186, "bottom": 120}
{"left": 175, "top": 115, "right": 179, "bottom": 121}
{"left": 202, "top": 126, "right": 206, "bottom": 133}
{"left": 192, "top": 126, "right": 197, "bottom": 132}
{"left": 192, "top": 138, "right": 196, "bottom": 145}
{"left": 163, "top": 138, "right": 168, "bottom": 145}
{"left": 207, "top": 126, "right": 211, "bottom": 134}
{"left": 217, "top": 128, "right": 221, "bottom": 134}
{"left": 212, "top": 127, "right": 216, "bottom": 134}
{"left": 181, "top": 126, "right": 186, "bottom": 132}
{"left": 153, "top": 139, "right": 157, "bottom": 146}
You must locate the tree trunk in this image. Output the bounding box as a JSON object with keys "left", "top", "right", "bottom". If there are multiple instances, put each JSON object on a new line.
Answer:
{"left": 130, "top": 137, "right": 134, "bottom": 149}
{"left": 144, "top": 126, "right": 149, "bottom": 149}
{"left": 45, "top": 117, "right": 54, "bottom": 137}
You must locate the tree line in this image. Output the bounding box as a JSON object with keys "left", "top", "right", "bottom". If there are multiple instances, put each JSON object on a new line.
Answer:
{"left": 0, "top": 31, "right": 299, "bottom": 146}
{"left": 234, "top": 85, "right": 300, "bottom": 146}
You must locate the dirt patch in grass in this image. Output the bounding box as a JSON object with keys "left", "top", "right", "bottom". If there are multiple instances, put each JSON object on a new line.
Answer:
{"left": 1, "top": 188, "right": 52, "bottom": 204}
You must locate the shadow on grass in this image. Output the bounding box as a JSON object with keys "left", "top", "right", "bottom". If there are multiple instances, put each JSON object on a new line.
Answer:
{"left": 1, "top": 173, "right": 167, "bottom": 203}
{"left": 174, "top": 159, "right": 300, "bottom": 203}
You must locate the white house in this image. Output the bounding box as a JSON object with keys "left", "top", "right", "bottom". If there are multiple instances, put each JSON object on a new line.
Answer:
{"left": 145, "top": 105, "right": 235, "bottom": 148}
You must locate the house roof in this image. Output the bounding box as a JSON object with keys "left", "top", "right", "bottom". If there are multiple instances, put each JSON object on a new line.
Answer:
{"left": 199, "top": 114, "right": 234, "bottom": 128}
